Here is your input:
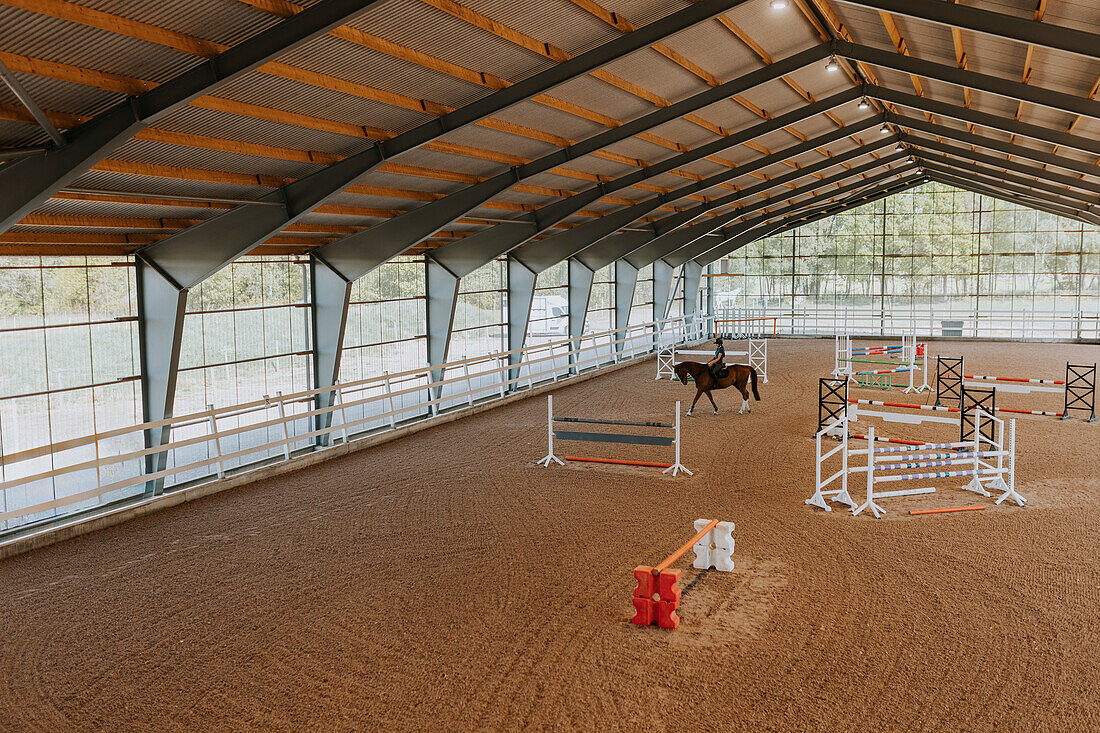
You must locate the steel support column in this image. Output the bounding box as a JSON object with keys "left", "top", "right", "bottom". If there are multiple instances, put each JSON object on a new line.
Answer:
{"left": 425, "top": 258, "right": 461, "bottom": 405}
{"left": 309, "top": 257, "right": 353, "bottom": 444}
{"left": 652, "top": 260, "right": 674, "bottom": 345}
{"left": 568, "top": 259, "right": 595, "bottom": 372}
{"left": 506, "top": 256, "right": 538, "bottom": 385}
{"left": 134, "top": 258, "right": 188, "bottom": 495}
{"left": 682, "top": 262, "right": 703, "bottom": 315}
{"left": 614, "top": 261, "right": 639, "bottom": 352}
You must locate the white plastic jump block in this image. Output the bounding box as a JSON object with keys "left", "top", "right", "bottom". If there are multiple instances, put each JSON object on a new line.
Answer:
{"left": 692, "top": 518, "right": 735, "bottom": 572}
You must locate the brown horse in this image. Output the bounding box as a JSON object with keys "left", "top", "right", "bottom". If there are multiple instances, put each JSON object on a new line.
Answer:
{"left": 673, "top": 361, "right": 760, "bottom": 416}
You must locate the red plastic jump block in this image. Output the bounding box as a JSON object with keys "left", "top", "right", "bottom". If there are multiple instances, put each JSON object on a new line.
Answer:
{"left": 631, "top": 566, "right": 682, "bottom": 629}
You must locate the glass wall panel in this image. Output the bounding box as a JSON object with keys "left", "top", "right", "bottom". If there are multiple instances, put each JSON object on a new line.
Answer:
{"left": 712, "top": 181, "right": 1098, "bottom": 339}
{"left": 340, "top": 255, "right": 427, "bottom": 433}
{"left": 0, "top": 256, "right": 142, "bottom": 529}
{"left": 172, "top": 256, "right": 312, "bottom": 485}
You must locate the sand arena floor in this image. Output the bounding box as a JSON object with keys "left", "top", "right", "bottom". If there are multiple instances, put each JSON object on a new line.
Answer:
{"left": 0, "top": 339, "right": 1098, "bottom": 731}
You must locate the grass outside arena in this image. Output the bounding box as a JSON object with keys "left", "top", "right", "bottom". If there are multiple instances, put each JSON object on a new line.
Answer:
{"left": 0, "top": 338, "right": 1097, "bottom": 731}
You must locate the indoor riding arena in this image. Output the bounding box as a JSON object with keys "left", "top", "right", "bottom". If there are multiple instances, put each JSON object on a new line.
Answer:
{"left": 0, "top": 0, "right": 1097, "bottom": 731}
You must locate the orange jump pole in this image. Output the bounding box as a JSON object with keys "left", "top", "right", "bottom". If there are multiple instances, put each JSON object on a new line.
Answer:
{"left": 653, "top": 519, "right": 720, "bottom": 575}
{"left": 633, "top": 519, "right": 734, "bottom": 629}
{"left": 564, "top": 456, "right": 674, "bottom": 469}
{"left": 909, "top": 505, "right": 985, "bottom": 516}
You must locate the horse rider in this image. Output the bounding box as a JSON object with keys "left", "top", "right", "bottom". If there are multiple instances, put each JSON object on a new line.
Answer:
{"left": 706, "top": 337, "right": 726, "bottom": 382}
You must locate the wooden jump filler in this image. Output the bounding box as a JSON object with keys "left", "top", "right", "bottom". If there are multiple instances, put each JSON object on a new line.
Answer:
{"left": 633, "top": 519, "right": 734, "bottom": 630}
{"left": 538, "top": 395, "right": 691, "bottom": 476}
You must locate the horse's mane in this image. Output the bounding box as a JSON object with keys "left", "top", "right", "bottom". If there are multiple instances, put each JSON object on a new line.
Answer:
{"left": 674, "top": 361, "right": 707, "bottom": 376}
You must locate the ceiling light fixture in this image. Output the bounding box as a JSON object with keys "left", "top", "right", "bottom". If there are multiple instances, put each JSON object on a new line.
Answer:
{"left": 825, "top": 55, "right": 840, "bottom": 72}
{"left": 770, "top": 0, "right": 788, "bottom": 8}
{"left": 880, "top": 123, "right": 890, "bottom": 134}
{"left": 895, "top": 142, "right": 906, "bottom": 152}
{"left": 858, "top": 97, "right": 870, "bottom": 110}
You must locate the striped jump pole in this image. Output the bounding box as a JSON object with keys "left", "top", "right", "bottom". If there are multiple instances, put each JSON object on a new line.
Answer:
{"left": 849, "top": 398, "right": 959, "bottom": 413}
{"left": 838, "top": 412, "right": 1022, "bottom": 519}
{"left": 966, "top": 374, "right": 1064, "bottom": 386}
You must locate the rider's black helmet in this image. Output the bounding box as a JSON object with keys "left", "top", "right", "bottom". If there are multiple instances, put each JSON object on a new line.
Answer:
{"left": 715, "top": 337, "right": 723, "bottom": 344}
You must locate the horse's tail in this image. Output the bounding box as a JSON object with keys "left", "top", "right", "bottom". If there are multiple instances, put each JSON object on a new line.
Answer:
{"left": 750, "top": 367, "right": 760, "bottom": 401}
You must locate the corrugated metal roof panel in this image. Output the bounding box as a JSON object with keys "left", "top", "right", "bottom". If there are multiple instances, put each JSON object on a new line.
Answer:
{"left": 368, "top": 145, "right": 504, "bottom": 180}
{"left": 502, "top": 98, "right": 615, "bottom": 143}
{"left": 277, "top": 32, "right": 493, "bottom": 112}
{"left": 3, "top": 72, "right": 123, "bottom": 119}
{"left": 436, "top": 110, "right": 583, "bottom": 159}
{"left": 74, "top": 0, "right": 279, "bottom": 47}
{"left": 35, "top": 197, "right": 223, "bottom": 220}
{"left": 599, "top": 136, "right": 692, "bottom": 165}
{"left": 1044, "top": 0, "right": 1100, "bottom": 33}
{"left": 521, "top": 170, "right": 599, "bottom": 193}
{"left": 721, "top": 3, "right": 823, "bottom": 59}
{"left": 150, "top": 105, "right": 368, "bottom": 158}
{"left": 551, "top": 154, "right": 639, "bottom": 181}
{"left": 691, "top": 97, "right": 759, "bottom": 133}
{"left": 297, "top": 213, "right": 385, "bottom": 229}
{"left": 611, "top": 0, "right": 695, "bottom": 30}
{"left": 600, "top": 46, "right": 711, "bottom": 104}
{"left": 337, "top": 172, "right": 463, "bottom": 197}
{"left": 349, "top": 0, "right": 557, "bottom": 83}
{"left": 67, "top": 170, "right": 274, "bottom": 199}
{"left": 739, "top": 83, "right": 811, "bottom": 124}
{"left": 0, "top": 5, "right": 201, "bottom": 83}
{"left": 660, "top": 19, "right": 767, "bottom": 86}
{"left": 109, "top": 138, "right": 321, "bottom": 179}
{"left": 550, "top": 74, "right": 655, "bottom": 125}
{"left": 462, "top": 0, "right": 624, "bottom": 57}
{"left": 213, "top": 68, "right": 436, "bottom": 134}
{"left": 0, "top": 118, "right": 50, "bottom": 148}
{"left": 11, "top": 224, "right": 174, "bottom": 234}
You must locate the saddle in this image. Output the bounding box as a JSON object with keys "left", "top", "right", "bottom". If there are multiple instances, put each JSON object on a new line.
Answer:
{"left": 710, "top": 364, "right": 729, "bottom": 381}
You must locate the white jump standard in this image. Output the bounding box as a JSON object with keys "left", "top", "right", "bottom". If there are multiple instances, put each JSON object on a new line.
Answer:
{"left": 656, "top": 338, "right": 767, "bottom": 383}
{"left": 810, "top": 409, "right": 1024, "bottom": 518}
{"left": 832, "top": 334, "right": 929, "bottom": 393}
{"left": 538, "top": 395, "right": 692, "bottom": 476}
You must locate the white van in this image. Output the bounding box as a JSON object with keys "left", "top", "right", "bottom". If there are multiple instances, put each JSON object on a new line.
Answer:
{"left": 529, "top": 295, "right": 568, "bottom": 337}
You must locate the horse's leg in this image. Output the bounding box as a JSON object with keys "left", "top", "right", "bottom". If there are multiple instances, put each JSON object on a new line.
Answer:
{"left": 687, "top": 389, "right": 704, "bottom": 416}
{"left": 737, "top": 376, "right": 751, "bottom": 414}
{"left": 706, "top": 389, "right": 719, "bottom": 415}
